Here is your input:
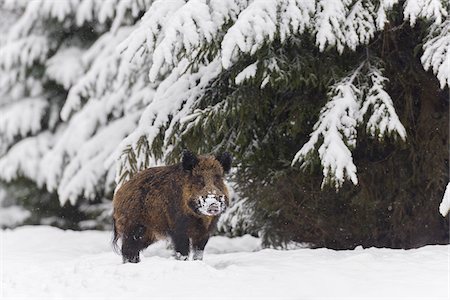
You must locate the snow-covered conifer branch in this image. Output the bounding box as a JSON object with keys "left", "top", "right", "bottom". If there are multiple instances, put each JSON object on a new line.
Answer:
{"left": 148, "top": 0, "right": 218, "bottom": 81}
{"left": 404, "top": 0, "right": 448, "bottom": 26}
{"left": 118, "top": 0, "right": 185, "bottom": 73}
{"left": 235, "top": 62, "right": 258, "bottom": 85}
{"left": 61, "top": 27, "right": 135, "bottom": 121}
{"left": 0, "top": 36, "right": 52, "bottom": 71}
{"left": 278, "top": 0, "right": 315, "bottom": 42}
{"left": 292, "top": 67, "right": 362, "bottom": 188}
{"left": 360, "top": 67, "right": 406, "bottom": 140}
{"left": 344, "top": 0, "right": 376, "bottom": 50}
{"left": 114, "top": 57, "right": 223, "bottom": 185}
{"left": 316, "top": 0, "right": 378, "bottom": 52}
{"left": 292, "top": 63, "right": 407, "bottom": 188}
{"left": 111, "top": 0, "right": 154, "bottom": 33}
{"left": 221, "top": 0, "right": 314, "bottom": 69}
{"left": 421, "top": 20, "right": 450, "bottom": 89}
{"left": 0, "top": 0, "right": 158, "bottom": 205}
{"left": 5, "top": 0, "right": 152, "bottom": 40}
{"left": 0, "top": 131, "right": 53, "bottom": 183}
{"left": 234, "top": 57, "right": 280, "bottom": 88}
{"left": 375, "top": 0, "right": 399, "bottom": 29}
{"left": 0, "top": 98, "right": 48, "bottom": 148}
{"left": 45, "top": 47, "right": 84, "bottom": 90}
{"left": 314, "top": 0, "right": 348, "bottom": 53}
{"left": 57, "top": 112, "right": 141, "bottom": 205}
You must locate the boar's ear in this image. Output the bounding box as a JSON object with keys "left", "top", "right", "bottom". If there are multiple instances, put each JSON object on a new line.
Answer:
{"left": 216, "top": 152, "right": 232, "bottom": 174}
{"left": 182, "top": 149, "right": 198, "bottom": 171}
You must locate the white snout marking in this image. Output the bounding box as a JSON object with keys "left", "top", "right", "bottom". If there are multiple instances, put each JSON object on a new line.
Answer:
{"left": 197, "top": 195, "right": 225, "bottom": 216}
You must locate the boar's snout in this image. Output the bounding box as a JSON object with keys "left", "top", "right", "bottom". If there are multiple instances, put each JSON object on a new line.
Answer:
{"left": 206, "top": 202, "right": 220, "bottom": 215}
{"left": 195, "top": 194, "right": 227, "bottom": 216}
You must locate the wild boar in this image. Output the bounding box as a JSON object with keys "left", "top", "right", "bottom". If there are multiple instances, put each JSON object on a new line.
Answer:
{"left": 112, "top": 150, "right": 232, "bottom": 263}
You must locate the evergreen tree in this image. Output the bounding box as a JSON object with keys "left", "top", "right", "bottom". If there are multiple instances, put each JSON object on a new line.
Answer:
{"left": 111, "top": 0, "right": 449, "bottom": 247}
{"left": 0, "top": 0, "right": 448, "bottom": 247}
{"left": 0, "top": 0, "right": 153, "bottom": 228}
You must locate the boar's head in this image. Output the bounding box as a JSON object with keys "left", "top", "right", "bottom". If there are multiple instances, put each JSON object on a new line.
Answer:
{"left": 182, "top": 150, "right": 232, "bottom": 216}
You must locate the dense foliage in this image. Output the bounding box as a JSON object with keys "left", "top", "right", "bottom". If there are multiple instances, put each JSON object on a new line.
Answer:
{"left": 0, "top": 0, "right": 448, "bottom": 247}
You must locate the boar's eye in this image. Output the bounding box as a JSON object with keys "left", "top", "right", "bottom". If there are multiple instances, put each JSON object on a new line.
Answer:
{"left": 194, "top": 175, "right": 205, "bottom": 187}
{"left": 214, "top": 174, "right": 222, "bottom": 182}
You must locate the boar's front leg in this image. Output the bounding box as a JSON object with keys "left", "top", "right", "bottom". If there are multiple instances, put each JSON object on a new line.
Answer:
{"left": 172, "top": 233, "right": 190, "bottom": 260}
{"left": 192, "top": 236, "right": 209, "bottom": 261}
{"left": 171, "top": 219, "right": 190, "bottom": 260}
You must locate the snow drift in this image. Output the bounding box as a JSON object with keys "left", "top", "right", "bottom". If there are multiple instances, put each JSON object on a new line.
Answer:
{"left": 1, "top": 226, "right": 449, "bottom": 299}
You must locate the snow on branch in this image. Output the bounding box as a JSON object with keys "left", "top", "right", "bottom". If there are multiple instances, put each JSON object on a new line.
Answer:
{"left": 45, "top": 47, "right": 84, "bottom": 89}
{"left": 360, "top": 67, "right": 406, "bottom": 140}
{"left": 278, "top": 0, "right": 314, "bottom": 42}
{"left": 344, "top": 0, "right": 376, "bottom": 50}
{"left": 118, "top": 0, "right": 185, "bottom": 70}
{"left": 0, "top": 98, "right": 48, "bottom": 147}
{"left": 123, "top": 58, "right": 222, "bottom": 146}
{"left": 235, "top": 61, "right": 258, "bottom": 84}
{"left": 0, "top": 131, "right": 53, "bottom": 183}
{"left": 4, "top": 0, "right": 151, "bottom": 39}
{"left": 41, "top": 68, "right": 150, "bottom": 197}
{"left": 58, "top": 112, "right": 140, "bottom": 205}
{"left": 404, "top": 0, "right": 448, "bottom": 26}
{"left": 292, "top": 68, "right": 362, "bottom": 188}
{"left": 292, "top": 64, "right": 407, "bottom": 188}
{"left": 61, "top": 27, "right": 134, "bottom": 121}
{"left": 111, "top": 0, "right": 153, "bottom": 32}
{"left": 316, "top": 0, "right": 378, "bottom": 52}
{"left": 141, "top": 0, "right": 246, "bottom": 82}
{"left": 209, "top": 0, "right": 247, "bottom": 26}
{"left": 376, "top": 0, "right": 400, "bottom": 29}
{"left": 0, "top": 35, "right": 52, "bottom": 71}
{"left": 315, "top": 0, "right": 348, "bottom": 53}
{"left": 440, "top": 182, "right": 450, "bottom": 217}
{"left": 234, "top": 57, "right": 280, "bottom": 88}
{"left": 148, "top": 0, "right": 218, "bottom": 81}
{"left": 421, "top": 20, "right": 450, "bottom": 89}
{"left": 221, "top": 0, "right": 314, "bottom": 69}
{"left": 113, "top": 57, "right": 223, "bottom": 186}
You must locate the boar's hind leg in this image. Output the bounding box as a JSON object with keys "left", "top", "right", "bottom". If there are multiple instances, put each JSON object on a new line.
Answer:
{"left": 122, "top": 224, "right": 150, "bottom": 263}
{"left": 192, "top": 236, "right": 209, "bottom": 260}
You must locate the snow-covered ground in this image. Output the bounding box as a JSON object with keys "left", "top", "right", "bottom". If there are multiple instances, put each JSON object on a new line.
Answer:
{"left": 1, "top": 226, "right": 449, "bottom": 299}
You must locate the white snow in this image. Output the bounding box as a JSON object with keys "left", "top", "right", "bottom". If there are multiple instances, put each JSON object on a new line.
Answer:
{"left": 235, "top": 61, "right": 257, "bottom": 84}
{"left": 45, "top": 47, "right": 84, "bottom": 89}
{"left": 0, "top": 97, "right": 48, "bottom": 143}
{"left": 0, "top": 190, "right": 31, "bottom": 227}
{"left": 1, "top": 226, "right": 449, "bottom": 299}
{"left": 0, "top": 206, "right": 30, "bottom": 228}
{"left": 440, "top": 182, "right": 450, "bottom": 217}
{"left": 0, "top": 131, "right": 53, "bottom": 183}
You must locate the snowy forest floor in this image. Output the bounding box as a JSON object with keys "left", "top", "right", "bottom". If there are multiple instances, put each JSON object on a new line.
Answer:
{"left": 1, "top": 226, "right": 449, "bottom": 299}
